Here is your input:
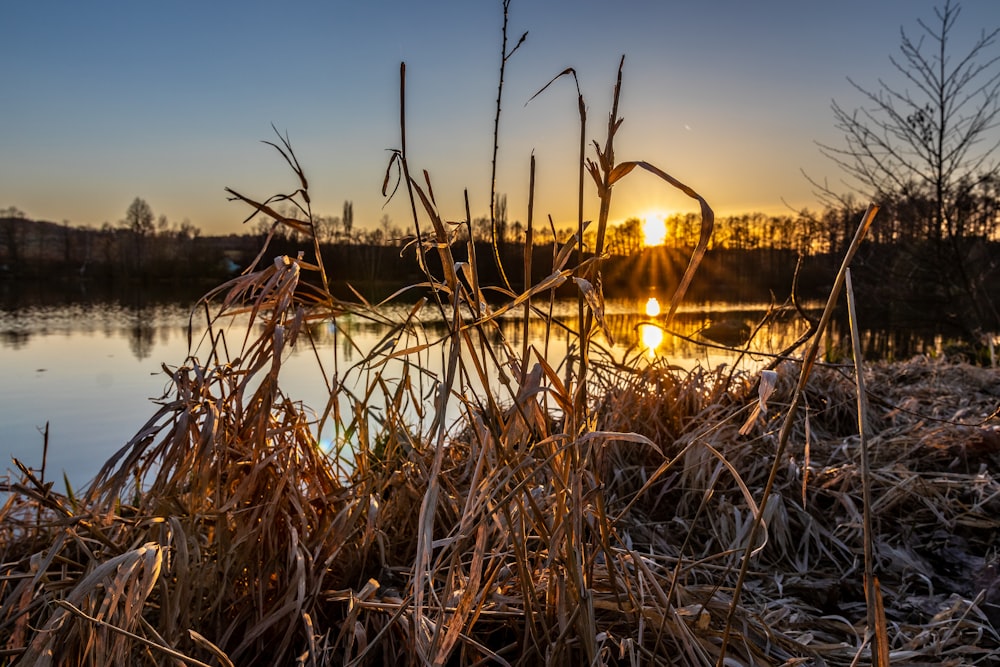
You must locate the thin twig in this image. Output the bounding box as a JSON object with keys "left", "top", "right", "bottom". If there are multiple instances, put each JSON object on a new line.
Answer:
{"left": 717, "top": 203, "right": 879, "bottom": 665}
{"left": 846, "top": 268, "right": 888, "bottom": 666}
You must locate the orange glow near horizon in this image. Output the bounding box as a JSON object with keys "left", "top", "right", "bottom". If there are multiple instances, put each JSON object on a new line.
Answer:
{"left": 641, "top": 213, "right": 668, "bottom": 247}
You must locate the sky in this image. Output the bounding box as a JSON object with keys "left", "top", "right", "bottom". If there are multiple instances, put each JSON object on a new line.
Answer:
{"left": 2, "top": 1, "right": 998, "bottom": 236}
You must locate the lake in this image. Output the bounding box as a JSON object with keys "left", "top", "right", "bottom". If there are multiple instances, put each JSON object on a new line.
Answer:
{"left": 1, "top": 294, "right": 947, "bottom": 488}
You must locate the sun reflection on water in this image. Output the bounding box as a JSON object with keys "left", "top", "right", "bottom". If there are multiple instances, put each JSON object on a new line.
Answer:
{"left": 638, "top": 322, "right": 664, "bottom": 358}
{"left": 640, "top": 297, "right": 664, "bottom": 357}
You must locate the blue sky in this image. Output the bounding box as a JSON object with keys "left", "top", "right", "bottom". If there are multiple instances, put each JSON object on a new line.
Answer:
{"left": 2, "top": 1, "right": 998, "bottom": 235}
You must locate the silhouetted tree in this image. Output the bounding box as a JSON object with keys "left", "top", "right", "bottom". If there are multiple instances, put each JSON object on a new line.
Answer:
{"left": 0, "top": 216, "right": 26, "bottom": 268}
{"left": 511, "top": 219, "right": 524, "bottom": 243}
{"left": 379, "top": 214, "right": 405, "bottom": 246}
{"left": 125, "top": 198, "right": 155, "bottom": 237}
{"left": 124, "top": 197, "right": 155, "bottom": 270}
{"left": 342, "top": 200, "right": 354, "bottom": 242}
{"left": 473, "top": 216, "right": 492, "bottom": 243}
{"left": 817, "top": 1, "right": 1000, "bottom": 334}
{"left": 314, "top": 215, "right": 340, "bottom": 244}
{"left": 606, "top": 217, "right": 643, "bottom": 256}
{"left": 818, "top": 0, "right": 1000, "bottom": 243}
{"left": 176, "top": 219, "right": 200, "bottom": 242}
{"left": 495, "top": 194, "right": 508, "bottom": 245}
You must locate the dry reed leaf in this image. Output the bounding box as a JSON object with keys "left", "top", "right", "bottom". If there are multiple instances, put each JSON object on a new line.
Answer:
{"left": 739, "top": 369, "right": 779, "bottom": 435}
{"left": 576, "top": 430, "right": 661, "bottom": 455}
{"left": 18, "top": 544, "right": 163, "bottom": 666}
{"left": 189, "top": 629, "right": 236, "bottom": 667}
{"left": 573, "top": 277, "right": 613, "bottom": 346}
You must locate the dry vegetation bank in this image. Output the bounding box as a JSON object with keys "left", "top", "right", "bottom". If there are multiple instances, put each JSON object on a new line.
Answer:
{"left": 1, "top": 234, "right": 998, "bottom": 666}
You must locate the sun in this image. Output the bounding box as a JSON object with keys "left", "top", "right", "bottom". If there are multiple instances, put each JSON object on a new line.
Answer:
{"left": 641, "top": 213, "right": 668, "bottom": 247}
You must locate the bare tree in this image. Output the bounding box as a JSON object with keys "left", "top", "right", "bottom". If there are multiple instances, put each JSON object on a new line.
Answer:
{"left": 379, "top": 214, "right": 402, "bottom": 246}
{"left": 124, "top": 197, "right": 155, "bottom": 269}
{"left": 608, "top": 217, "right": 642, "bottom": 256}
{"left": 816, "top": 1, "right": 1000, "bottom": 334}
{"left": 472, "top": 216, "right": 492, "bottom": 243}
{"left": 818, "top": 0, "right": 1000, "bottom": 243}
{"left": 342, "top": 200, "right": 354, "bottom": 242}
{"left": 314, "top": 215, "right": 340, "bottom": 244}
{"left": 125, "top": 197, "right": 155, "bottom": 236}
{"left": 494, "top": 193, "right": 508, "bottom": 245}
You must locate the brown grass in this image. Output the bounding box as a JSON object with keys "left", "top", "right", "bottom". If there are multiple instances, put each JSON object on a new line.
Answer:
{"left": 2, "top": 12, "right": 1000, "bottom": 666}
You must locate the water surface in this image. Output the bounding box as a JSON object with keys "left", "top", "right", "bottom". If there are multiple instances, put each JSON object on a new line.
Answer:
{"left": 1, "top": 296, "right": 943, "bottom": 488}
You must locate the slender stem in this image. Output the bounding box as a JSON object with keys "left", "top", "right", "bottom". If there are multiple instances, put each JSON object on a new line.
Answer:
{"left": 399, "top": 63, "right": 423, "bottom": 268}
{"left": 716, "top": 203, "right": 879, "bottom": 665}
{"left": 521, "top": 154, "right": 535, "bottom": 381}
{"left": 846, "top": 268, "right": 884, "bottom": 663}
{"left": 489, "top": 0, "right": 524, "bottom": 292}
{"left": 574, "top": 87, "right": 587, "bottom": 427}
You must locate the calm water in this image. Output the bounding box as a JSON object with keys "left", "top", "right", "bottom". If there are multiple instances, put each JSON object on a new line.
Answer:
{"left": 0, "top": 296, "right": 944, "bottom": 488}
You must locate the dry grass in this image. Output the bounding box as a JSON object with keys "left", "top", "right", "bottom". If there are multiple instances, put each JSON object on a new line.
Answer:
{"left": 3, "top": 18, "right": 1000, "bottom": 667}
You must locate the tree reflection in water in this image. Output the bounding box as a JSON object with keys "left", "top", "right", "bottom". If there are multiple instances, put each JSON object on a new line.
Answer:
{"left": 128, "top": 311, "right": 156, "bottom": 361}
